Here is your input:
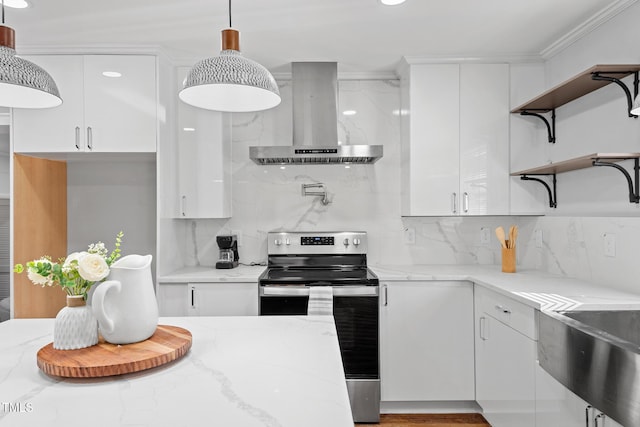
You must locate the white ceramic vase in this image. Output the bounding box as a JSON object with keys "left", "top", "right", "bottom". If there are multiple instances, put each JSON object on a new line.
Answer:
{"left": 91, "top": 254, "right": 158, "bottom": 345}
{"left": 53, "top": 295, "right": 99, "bottom": 350}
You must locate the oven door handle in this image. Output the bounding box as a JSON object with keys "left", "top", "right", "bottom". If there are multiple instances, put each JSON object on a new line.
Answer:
{"left": 261, "top": 286, "right": 378, "bottom": 297}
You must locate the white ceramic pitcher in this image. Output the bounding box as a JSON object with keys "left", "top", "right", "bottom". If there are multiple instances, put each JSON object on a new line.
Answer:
{"left": 92, "top": 254, "right": 158, "bottom": 344}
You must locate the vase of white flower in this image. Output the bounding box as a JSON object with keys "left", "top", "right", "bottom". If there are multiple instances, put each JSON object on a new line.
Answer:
{"left": 14, "top": 231, "right": 124, "bottom": 351}
{"left": 53, "top": 295, "right": 98, "bottom": 350}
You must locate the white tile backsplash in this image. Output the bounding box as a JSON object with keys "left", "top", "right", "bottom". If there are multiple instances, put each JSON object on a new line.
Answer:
{"left": 178, "top": 78, "right": 640, "bottom": 296}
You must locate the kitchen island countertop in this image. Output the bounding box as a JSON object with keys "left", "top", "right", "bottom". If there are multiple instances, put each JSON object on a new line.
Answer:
{"left": 0, "top": 316, "right": 352, "bottom": 427}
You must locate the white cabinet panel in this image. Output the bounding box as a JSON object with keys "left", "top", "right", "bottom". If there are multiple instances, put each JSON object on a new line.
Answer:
{"left": 187, "top": 282, "right": 258, "bottom": 316}
{"left": 380, "top": 281, "right": 475, "bottom": 401}
{"left": 474, "top": 286, "right": 536, "bottom": 427}
{"left": 83, "top": 55, "right": 157, "bottom": 152}
{"left": 400, "top": 62, "right": 510, "bottom": 216}
{"left": 158, "top": 283, "right": 188, "bottom": 316}
{"left": 460, "top": 64, "right": 510, "bottom": 215}
{"left": 175, "top": 67, "right": 232, "bottom": 218}
{"left": 13, "top": 55, "right": 157, "bottom": 153}
{"left": 535, "top": 363, "right": 624, "bottom": 427}
{"left": 13, "top": 55, "right": 84, "bottom": 152}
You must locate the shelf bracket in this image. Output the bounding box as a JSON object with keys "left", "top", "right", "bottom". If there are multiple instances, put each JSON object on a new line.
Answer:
{"left": 591, "top": 71, "right": 639, "bottom": 118}
{"left": 520, "top": 109, "right": 555, "bottom": 143}
{"left": 520, "top": 174, "right": 557, "bottom": 208}
{"left": 592, "top": 158, "right": 640, "bottom": 203}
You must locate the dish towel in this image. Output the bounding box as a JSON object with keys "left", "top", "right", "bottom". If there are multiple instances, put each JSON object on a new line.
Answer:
{"left": 307, "top": 286, "right": 333, "bottom": 316}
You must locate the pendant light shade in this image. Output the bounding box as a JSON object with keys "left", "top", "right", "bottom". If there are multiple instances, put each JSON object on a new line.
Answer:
{"left": 179, "top": 3, "right": 281, "bottom": 113}
{"left": 0, "top": 25, "right": 61, "bottom": 108}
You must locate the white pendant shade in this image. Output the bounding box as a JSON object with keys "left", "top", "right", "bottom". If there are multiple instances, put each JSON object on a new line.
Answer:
{"left": 179, "top": 27, "right": 281, "bottom": 113}
{"left": 180, "top": 49, "right": 280, "bottom": 112}
{"left": 0, "top": 26, "right": 61, "bottom": 109}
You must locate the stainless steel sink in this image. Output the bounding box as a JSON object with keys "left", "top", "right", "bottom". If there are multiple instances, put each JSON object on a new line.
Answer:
{"left": 538, "top": 310, "right": 640, "bottom": 427}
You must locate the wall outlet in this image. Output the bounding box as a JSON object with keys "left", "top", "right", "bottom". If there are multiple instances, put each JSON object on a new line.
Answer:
{"left": 231, "top": 229, "right": 243, "bottom": 247}
{"left": 604, "top": 233, "right": 616, "bottom": 257}
{"left": 535, "top": 229, "right": 543, "bottom": 248}
{"left": 404, "top": 227, "right": 416, "bottom": 245}
{"left": 480, "top": 227, "right": 491, "bottom": 246}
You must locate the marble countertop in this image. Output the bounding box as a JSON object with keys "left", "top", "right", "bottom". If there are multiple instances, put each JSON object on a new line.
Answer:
{"left": 0, "top": 316, "right": 353, "bottom": 427}
{"left": 159, "top": 265, "right": 266, "bottom": 283}
{"left": 158, "top": 263, "right": 640, "bottom": 311}
{"left": 370, "top": 264, "right": 640, "bottom": 311}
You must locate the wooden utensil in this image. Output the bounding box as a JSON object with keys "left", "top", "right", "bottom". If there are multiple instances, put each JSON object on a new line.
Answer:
{"left": 495, "top": 227, "right": 507, "bottom": 249}
{"left": 508, "top": 225, "right": 515, "bottom": 249}
{"left": 511, "top": 226, "right": 518, "bottom": 249}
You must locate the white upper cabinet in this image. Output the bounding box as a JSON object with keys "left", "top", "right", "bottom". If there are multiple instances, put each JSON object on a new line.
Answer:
{"left": 13, "top": 55, "right": 157, "bottom": 153}
{"left": 400, "top": 62, "right": 510, "bottom": 216}
{"left": 174, "top": 67, "right": 232, "bottom": 219}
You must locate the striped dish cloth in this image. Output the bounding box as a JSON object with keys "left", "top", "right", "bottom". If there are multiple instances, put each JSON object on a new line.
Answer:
{"left": 307, "top": 286, "right": 333, "bottom": 316}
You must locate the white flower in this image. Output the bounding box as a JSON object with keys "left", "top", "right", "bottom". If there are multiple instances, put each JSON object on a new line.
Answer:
{"left": 27, "top": 258, "right": 53, "bottom": 286}
{"left": 63, "top": 251, "right": 88, "bottom": 273}
{"left": 77, "top": 253, "right": 110, "bottom": 282}
{"left": 27, "top": 269, "right": 51, "bottom": 286}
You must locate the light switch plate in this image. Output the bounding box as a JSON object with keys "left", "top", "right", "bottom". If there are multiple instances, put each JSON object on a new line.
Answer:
{"left": 404, "top": 227, "right": 416, "bottom": 245}
{"left": 480, "top": 227, "right": 491, "bottom": 246}
{"left": 604, "top": 233, "right": 616, "bottom": 257}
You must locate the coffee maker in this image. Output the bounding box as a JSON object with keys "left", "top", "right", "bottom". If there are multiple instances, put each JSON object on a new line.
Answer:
{"left": 216, "top": 235, "right": 239, "bottom": 269}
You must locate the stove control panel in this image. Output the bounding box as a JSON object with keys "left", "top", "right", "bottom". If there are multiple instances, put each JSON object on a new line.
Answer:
{"left": 268, "top": 232, "right": 367, "bottom": 254}
{"left": 301, "top": 236, "right": 334, "bottom": 246}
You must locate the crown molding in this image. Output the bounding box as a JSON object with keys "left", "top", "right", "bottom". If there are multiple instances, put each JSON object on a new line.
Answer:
{"left": 541, "top": 0, "right": 638, "bottom": 59}
{"left": 14, "top": 44, "right": 172, "bottom": 60}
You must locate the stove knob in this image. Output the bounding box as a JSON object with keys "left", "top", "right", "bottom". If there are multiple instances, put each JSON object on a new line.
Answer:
{"left": 353, "top": 238, "right": 361, "bottom": 246}
{"left": 343, "top": 238, "right": 350, "bottom": 246}
{"left": 274, "top": 239, "right": 282, "bottom": 246}
{"left": 285, "top": 238, "right": 291, "bottom": 245}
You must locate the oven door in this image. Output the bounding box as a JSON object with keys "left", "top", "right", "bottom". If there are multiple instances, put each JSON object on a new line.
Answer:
{"left": 259, "top": 285, "right": 379, "bottom": 380}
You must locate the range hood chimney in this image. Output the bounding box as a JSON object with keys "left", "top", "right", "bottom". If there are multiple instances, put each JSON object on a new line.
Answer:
{"left": 249, "top": 62, "right": 383, "bottom": 165}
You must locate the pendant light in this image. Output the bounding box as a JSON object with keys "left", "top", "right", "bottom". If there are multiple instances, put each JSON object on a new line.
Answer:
{"left": 0, "top": 0, "right": 61, "bottom": 108}
{"left": 179, "top": 0, "right": 281, "bottom": 112}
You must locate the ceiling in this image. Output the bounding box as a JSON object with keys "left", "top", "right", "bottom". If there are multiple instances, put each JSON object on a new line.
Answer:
{"left": 3, "top": 0, "right": 633, "bottom": 74}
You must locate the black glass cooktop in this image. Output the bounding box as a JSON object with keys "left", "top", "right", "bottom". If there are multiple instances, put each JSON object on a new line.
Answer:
{"left": 259, "top": 267, "right": 379, "bottom": 286}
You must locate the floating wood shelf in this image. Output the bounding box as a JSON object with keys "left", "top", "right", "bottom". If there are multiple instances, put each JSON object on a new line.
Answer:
{"left": 512, "top": 153, "right": 640, "bottom": 207}
{"left": 511, "top": 65, "right": 640, "bottom": 113}
{"left": 511, "top": 153, "right": 640, "bottom": 176}
{"left": 511, "top": 65, "right": 640, "bottom": 144}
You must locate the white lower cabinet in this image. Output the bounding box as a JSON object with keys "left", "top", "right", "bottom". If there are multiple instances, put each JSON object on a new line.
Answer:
{"left": 380, "top": 281, "right": 475, "bottom": 402}
{"left": 187, "top": 282, "right": 258, "bottom": 316}
{"left": 474, "top": 285, "right": 536, "bottom": 427}
{"left": 158, "top": 282, "right": 258, "bottom": 316}
{"left": 535, "top": 363, "right": 624, "bottom": 427}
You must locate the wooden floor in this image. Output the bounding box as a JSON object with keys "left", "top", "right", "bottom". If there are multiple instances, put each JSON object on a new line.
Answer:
{"left": 358, "top": 413, "right": 491, "bottom": 427}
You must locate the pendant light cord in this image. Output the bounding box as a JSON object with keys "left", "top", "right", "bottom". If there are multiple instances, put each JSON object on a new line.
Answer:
{"left": 2, "top": 0, "right": 5, "bottom": 25}
{"left": 228, "top": 0, "right": 232, "bottom": 28}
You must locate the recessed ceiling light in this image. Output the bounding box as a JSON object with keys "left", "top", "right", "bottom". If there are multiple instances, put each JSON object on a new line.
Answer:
{"left": 183, "top": 127, "right": 196, "bottom": 132}
{"left": 3, "top": 0, "right": 29, "bottom": 9}
{"left": 380, "top": 0, "right": 406, "bottom": 5}
{"left": 342, "top": 110, "right": 357, "bottom": 116}
{"left": 102, "top": 71, "right": 122, "bottom": 78}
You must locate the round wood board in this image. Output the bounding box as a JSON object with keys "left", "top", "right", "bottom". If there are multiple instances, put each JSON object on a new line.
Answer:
{"left": 37, "top": 325, "right": 192, "bottom": 378}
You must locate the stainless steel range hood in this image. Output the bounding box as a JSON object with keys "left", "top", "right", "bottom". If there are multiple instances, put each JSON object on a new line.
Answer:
{"left": 249, "top": 62, "right": 383, "bottom": 165}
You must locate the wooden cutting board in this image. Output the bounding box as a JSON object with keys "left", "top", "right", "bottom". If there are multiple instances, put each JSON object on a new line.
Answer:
{"left": 37, "top": 325, "right": 192, "bottom": 378}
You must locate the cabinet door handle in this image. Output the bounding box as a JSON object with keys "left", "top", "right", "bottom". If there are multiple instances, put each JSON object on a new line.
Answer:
{"left": 479, "top": 316, "right": 488, "bottom": 340}
{"left": 75, "top": 126, "right": 81, "bottom": 150}
{"left": 495, "top": 304, "right": 511, "bottom": 314}
{"left": 383, "top": 284, "right": 388, "bottom": 306}
{"left": 86, "top": 127, "right": 93, "bottom": 150}
{"left": 463, "top": 192, "right": 469, "bottom": 213}
{"left": 594, "top": 413, "right": 604, "bottom": 427}
{"left": 190, "top": 287, "right": 195, "bottom": 308}
{"left": 585, "top": 405, "right": 592, "bottom": 427}
{"left": 181, "top": 195, "right": 186, "bottom": 217}
{"left": 451, "top": 192, "right": 457, "bottom": 214}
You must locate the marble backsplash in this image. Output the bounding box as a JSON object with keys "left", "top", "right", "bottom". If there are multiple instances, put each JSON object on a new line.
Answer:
{"left": 176, "top": 78, "right": 640, "bottom": 296}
